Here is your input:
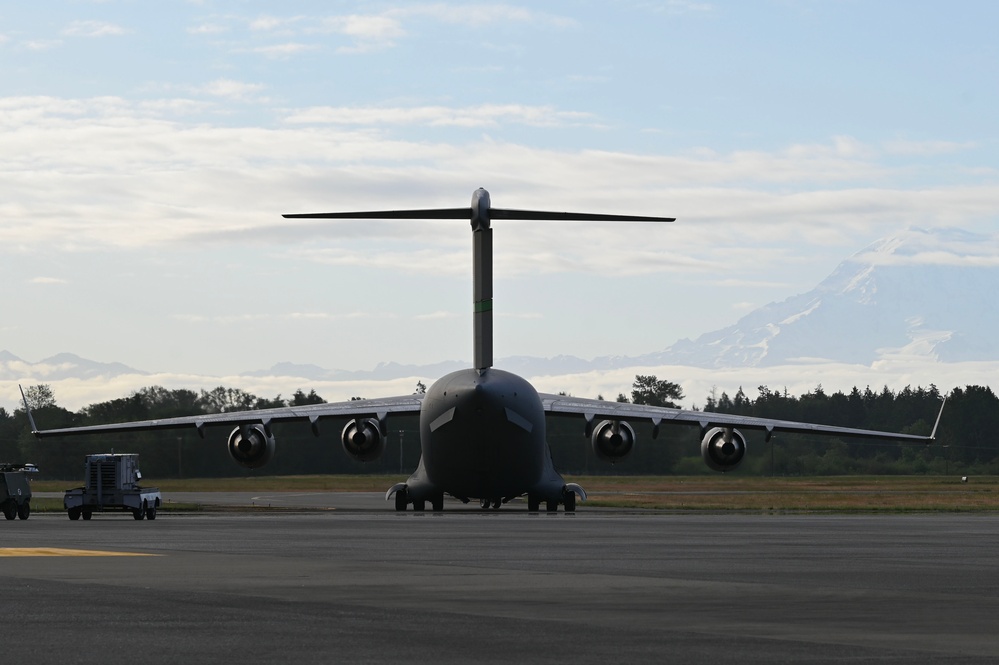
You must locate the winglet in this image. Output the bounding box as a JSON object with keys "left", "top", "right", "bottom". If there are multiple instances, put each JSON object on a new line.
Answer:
{"left": 18, "top": 384, "right": 40, "bottom": 435}
{"left": 929, "top": 396, "right": 947, "bottom": 441}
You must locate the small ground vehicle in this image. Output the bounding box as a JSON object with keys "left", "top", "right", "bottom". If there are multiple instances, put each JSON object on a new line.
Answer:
{"left": 64, "top": 454, "right": 161, "bottom": 521}
{"left": 1, "top": 463, "right": 38, "bottom": 521}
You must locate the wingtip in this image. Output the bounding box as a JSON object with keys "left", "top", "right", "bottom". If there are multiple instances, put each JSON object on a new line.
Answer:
{"left": 928, "top": 395, "right": 947, "bottom": 441}
{"left": 18, "top": 384, "right": 40, "bottom": 435}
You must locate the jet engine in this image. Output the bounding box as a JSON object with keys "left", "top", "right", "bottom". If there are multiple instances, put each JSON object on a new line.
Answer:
{"left": 591, "top": 420, "right": 636, "bottom": 462}
{"left": 227, "top": 424, "right": 276, "bottom": 469}
{"left": 700, "top": 427, "right": 747, "bottom": 472}
{"left": 341, "top": 418, "right": 385, "bottom": 462}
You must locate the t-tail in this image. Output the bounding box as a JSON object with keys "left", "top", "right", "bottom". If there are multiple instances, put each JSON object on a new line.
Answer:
{"left": 285, "top": 188, "right": 675, "bottom": 371}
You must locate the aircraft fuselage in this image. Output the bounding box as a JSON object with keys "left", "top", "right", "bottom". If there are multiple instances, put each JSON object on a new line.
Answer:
{"left": 410, "top": 367, "right": 563, "bottom": 504}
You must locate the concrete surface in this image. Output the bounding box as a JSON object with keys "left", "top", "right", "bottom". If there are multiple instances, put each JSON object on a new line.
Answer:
{"left": 4, "top": 510, "right": 998, "bottom": 663}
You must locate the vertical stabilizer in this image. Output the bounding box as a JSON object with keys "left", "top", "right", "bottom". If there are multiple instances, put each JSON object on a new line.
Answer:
{"left": 471, "top": 188, "right": 493, "bottom": 371}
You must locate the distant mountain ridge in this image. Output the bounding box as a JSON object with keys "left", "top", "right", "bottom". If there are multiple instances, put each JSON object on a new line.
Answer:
{"left": 6, "top": 227, "right": 997, "bottom": 383}
{"left": 0, "top": 352, "right": 147, "bottom": 381}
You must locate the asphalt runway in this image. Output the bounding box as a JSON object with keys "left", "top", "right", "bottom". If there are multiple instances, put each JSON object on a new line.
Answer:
{"left": 4, "top": 507, "right": 999, "bottom": 664}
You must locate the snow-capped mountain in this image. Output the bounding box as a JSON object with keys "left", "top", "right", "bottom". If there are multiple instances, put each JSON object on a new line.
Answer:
{"left": 647, "top": 227, "right": 999, "bottom": 368}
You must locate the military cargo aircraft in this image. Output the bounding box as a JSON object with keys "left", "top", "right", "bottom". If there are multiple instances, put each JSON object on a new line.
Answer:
{"left": 24, "top": 189, "right": 945, "bottom": 512}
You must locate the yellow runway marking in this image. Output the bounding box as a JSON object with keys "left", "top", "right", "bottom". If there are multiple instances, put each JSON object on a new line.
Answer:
{"left": 0, "top": 548, "right": 160, "bottom": 557}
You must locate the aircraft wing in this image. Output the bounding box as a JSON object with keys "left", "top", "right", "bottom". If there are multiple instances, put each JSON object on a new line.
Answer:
{"left": 28, "top": 395, "right": 424, "bottom": 439}
{"left": 540, "top": 393, "right": 942, "bottom": 443}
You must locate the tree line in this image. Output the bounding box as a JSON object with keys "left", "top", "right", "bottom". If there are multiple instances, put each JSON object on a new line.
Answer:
{"left": 2, "top": 378, "right": 996, "bottom": 480}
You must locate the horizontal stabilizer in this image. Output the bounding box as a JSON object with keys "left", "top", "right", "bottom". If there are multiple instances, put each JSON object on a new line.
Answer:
{"left": 284, "top": 201, "right": 674, "bottom": 223}
{"left": 284, "top": 207, "right": 472, "bottom": 220}
{"left": 491, "top": 208, "right": 674, "bottom": 222}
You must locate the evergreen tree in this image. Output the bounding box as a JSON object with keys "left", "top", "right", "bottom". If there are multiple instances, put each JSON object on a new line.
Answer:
{"left": 630, "top": 374, "right": 684, "bottom": 408}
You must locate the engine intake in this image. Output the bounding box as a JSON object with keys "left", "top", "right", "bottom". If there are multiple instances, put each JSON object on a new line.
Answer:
{"left": 591, "top": 420, "right": 636, "bottom": 462}
{"left": 227, "top": 424, "right": 276, "bottom": 469}
{"left": 341, "top": 418, "right": 385, "bottom": 462}
{"left": 701, "top": 427, "right": 747, "bottom": 472}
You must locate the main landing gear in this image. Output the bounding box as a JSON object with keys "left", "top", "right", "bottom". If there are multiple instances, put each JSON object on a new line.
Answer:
{"left": 388, "top": 484, "right": 583, "bottom": 513}
{"left": 527, "top": 487, "right": 578, "bottom": 513}
{"left": 392, "top": 486, "right": 444, "bottom": 512}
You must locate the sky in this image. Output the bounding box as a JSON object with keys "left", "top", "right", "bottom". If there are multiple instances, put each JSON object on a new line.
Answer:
{"left": 2, "top": 1, "right": 998, "bottom": 411}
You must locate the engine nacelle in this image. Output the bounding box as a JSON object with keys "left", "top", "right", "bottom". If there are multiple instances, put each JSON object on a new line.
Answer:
{"left": 700, "top": 427, "right": 747, "bottom": 472}
{"left": 591, "top": 420, "right": 636, "bottom": 462}
{"left": 227, "top": 424, "right": 276, "bottom": 469}
{"left": 341, "top": 418, "right": 385, "bottom": 462}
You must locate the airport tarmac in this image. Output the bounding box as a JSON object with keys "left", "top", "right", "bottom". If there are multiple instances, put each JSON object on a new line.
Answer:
{"left": 4, "top": 504, "right": 999, "bottom": 663}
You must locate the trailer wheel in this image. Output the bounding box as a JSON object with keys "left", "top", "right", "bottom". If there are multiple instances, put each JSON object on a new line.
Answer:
{"left": 2, "top": 502, "right": 15, "bottom": 520}
{"left": 132, "top": 508, "right": 144, "bottom": 520}
{"left": 68, "top": 507, "right": 81, "bottom": 520}
{"left": 82, "top": 509, "right": 92, "bottom": 520}
{"left": 16, "top": 500, "right": 29, "bottom": 520}
{"left": 145, "top": 506, "right": 157, "bottom": 520}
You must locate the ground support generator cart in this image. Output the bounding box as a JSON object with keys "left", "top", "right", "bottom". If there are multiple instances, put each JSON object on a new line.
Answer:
{"left": 64, "top": 453, "right": 161, "bottom": 521}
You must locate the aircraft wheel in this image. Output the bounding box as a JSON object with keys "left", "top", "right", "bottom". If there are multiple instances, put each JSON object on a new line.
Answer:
{"left": 479, "top": 499, "right": 491, "bottom": 510}
{"left": 17, "top": 500, "right": 30, "bottom": 520}
{"left": 146, "top": 507, "right": 157, "bottom": 520}
{"left": 2, "top": 501, "right": 16, "bottom": 520}
{"left": 527, "top": 495, "right": 540, "bottom": 512}
{"left": 82, "top": 510, "right": 92, "bottom": 520}
{"left": 394, "top": 488, "right": 408, "bottom": 512}
{"left": 431, "top": 494, "right": 444, "bottom": 511}
{"left": 563, "top": 491, "right": 576, "bottom": 513}
{"left": 68, "top": 507, "right": 81, "bottom": 521}
{"left": 492, "top": 500, "right": 501, "bottom": 510}
{"left": 412, "top": 500, "right": 426, "bottom": 511}
{"left": 545, "top": 500, "right": 559, "bottom": 513}
{"left": 133, "top": 508, "right": 144, "bottom": 520}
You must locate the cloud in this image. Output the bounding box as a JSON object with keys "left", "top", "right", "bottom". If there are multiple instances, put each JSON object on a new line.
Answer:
{"left": 187, "top": 22, "right": 229, "bottom": 35}
{"left": 62, "top": 20, "right": 128, "bottom": 38}
{"left": 390, "top": 4, "right": 577, "bottom": 28}
{"left": 304, "top": 14, "right": 405, "bottom": 53}
{"left": 20, "top": 39, "right": 63, "bottom": 51}
{"left": 2, "top": 356, "right": 984, "bottom": 413}
{"left": 634, "top": 1, "right": 716, "bottom": 16}
{"left": 29, "top": 277, "right": 68, "bottom": 285}
{"left": 315, "top": 14, "right": 405, "bottom": 39}
{"left": 172, "top": 311, "right": 400, "bottom": 324}
{"left": 2, "top": 95, "right": 998, "bottom": 285}
{"left": 199, "top": 5, "right": 577, "bottom": 57}
{"left": 198, "top": 79, "right": 267, "bottom": 101}
{"left": 1, "top": 373, "right": 431, "bottom": 412}
{"left": 292, "top": 247, "right": 470, "bottom": 276}
{"left": 283, "top": 104, "right": 597, "bottom": 128}
{"left": 851, "top": 228, "right": 999, "bottom": 267}
{"left": 882, "top": 140, "right": 978, "bottom": 156}
{"left": 249, "top": 15, "right": 305, "bottom": 32}
{"left": 250, "top": 42, "right": 319, "bottom": 58}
